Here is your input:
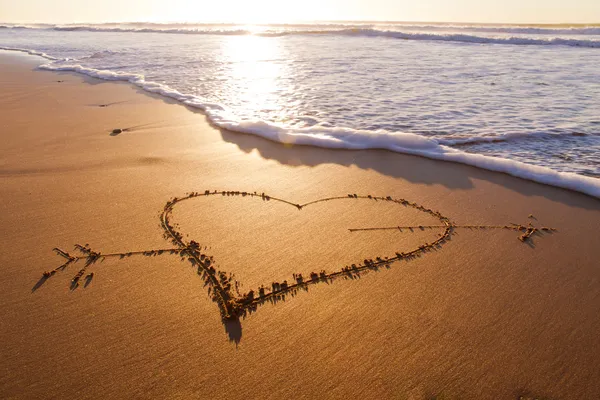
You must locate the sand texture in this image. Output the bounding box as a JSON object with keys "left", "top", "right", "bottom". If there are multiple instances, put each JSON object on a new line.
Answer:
{"left": 1, "top": 51, "right": 600, "bottom": 399}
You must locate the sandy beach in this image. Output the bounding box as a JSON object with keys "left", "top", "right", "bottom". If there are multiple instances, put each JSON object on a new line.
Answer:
{"left": 1, "top": 49, "right": 600, "bottom": 399}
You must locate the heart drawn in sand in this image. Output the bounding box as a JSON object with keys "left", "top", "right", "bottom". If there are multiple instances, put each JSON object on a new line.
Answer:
{"left": 38, "top": 190, "right": 555, "bottom": 341}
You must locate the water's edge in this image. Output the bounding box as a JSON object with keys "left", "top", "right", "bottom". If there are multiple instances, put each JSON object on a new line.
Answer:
{"left": 2, "top": 46, "right": 599, "bottom": 199}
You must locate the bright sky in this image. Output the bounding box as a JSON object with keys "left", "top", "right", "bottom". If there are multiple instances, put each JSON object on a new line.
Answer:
{"left": 1, "top": 0, "right": 599, "bottom": 24}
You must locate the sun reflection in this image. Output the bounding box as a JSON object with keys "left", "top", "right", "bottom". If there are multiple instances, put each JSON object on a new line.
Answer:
{"left": 219, "top": 35, "right": 287, "bottom": 121}
{"left": 239, "top": 24, "right": 269, "bottom": 35}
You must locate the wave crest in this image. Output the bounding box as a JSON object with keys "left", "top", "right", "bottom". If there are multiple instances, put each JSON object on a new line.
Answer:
{"left": 2, "top": 23, "right": 600, "bottom": 48}
{"left": 438, "top": 131, "right": 592, "bottom": 146}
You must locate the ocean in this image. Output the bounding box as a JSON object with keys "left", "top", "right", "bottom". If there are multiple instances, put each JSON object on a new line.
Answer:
{"left": 1, "top": 22, "right": 599, "bottom": 197}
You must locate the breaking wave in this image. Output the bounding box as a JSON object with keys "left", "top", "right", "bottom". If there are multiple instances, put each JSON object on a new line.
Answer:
{"left": 1, "top": 23, "right": 600, "bottom": 48}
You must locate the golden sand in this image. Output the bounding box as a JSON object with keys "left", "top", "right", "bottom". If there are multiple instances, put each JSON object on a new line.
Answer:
{"left": 1, "top": 50, "right": 599, "bottom": 399}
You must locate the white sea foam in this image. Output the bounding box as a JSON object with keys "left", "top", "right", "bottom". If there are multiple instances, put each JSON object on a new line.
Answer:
{"left": 0, "top": 46, "right": 59, "bottom": 61}
{"left": 34, "top": 60, "right": 600, "bottom": 199}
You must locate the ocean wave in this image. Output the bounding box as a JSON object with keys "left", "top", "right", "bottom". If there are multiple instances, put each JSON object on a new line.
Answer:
{"left": 4, "top": 22, "right": 600, "bottom": 34}
{"left": 78, "top": 50, "right": 122, "bottom": 60}
{"left": 34, "top": 59, "right": 600, "bottom": 199}
{"left": 2, "top": 23, "right": 600, "bottom": 48}
{"left": 438, "top": 131, "right": 591, "bottom": 146}
{"left": 383, "top": 24, "right": 600, "bottom": 36}
{"left": 53, "top": 26, "right": 252, "bottom": 36}
{"left": 310, "top": 29, "right": 600, "bottom": 48}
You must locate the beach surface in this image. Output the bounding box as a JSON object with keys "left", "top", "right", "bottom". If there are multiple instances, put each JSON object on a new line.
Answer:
{"left": 1, "top": 50, "right": 599, "bottom": 399}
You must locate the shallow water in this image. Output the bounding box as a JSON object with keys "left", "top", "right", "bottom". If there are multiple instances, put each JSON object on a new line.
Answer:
{"left": 1, "top": 22, "right": 599, "bottom": 184}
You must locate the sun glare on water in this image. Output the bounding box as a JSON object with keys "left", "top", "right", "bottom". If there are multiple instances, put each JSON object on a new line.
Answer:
{"left": 218, "top": 35, "right": 288, "bottom": 122}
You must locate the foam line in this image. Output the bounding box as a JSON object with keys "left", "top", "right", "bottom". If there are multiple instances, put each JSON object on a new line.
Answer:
{"left": 0, "top": 46, "right": 59, "bottom": 61}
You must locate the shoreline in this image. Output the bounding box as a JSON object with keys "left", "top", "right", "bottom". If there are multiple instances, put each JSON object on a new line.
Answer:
{"left": 1, "top": 51, "right": 600, "bottom": 399}
{"left": 2, "top": 47, "right": 599, "bottom": 199}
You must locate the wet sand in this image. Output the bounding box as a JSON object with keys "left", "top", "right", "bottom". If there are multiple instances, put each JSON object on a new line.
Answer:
{"left": 1, "top": 50, "right": 599, "bottom": 399}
